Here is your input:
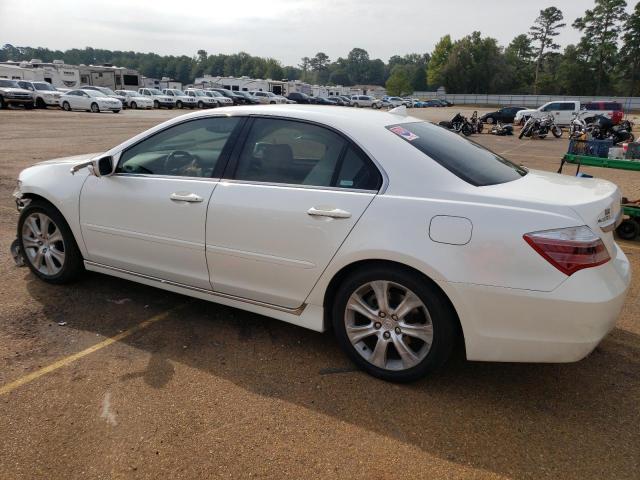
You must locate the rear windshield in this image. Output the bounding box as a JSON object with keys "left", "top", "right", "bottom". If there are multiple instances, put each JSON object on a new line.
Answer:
{"left": 386, "top": 122, "right": 527, "bottom": 186}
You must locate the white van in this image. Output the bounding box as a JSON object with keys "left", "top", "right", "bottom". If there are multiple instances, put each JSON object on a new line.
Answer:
{"left": 515, "top": 101, "right": 579, "bottom": 126}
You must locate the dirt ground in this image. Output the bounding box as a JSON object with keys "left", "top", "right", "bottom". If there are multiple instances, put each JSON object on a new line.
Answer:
{"left": 0, "top": 106, "right": 638, "bottom": 480}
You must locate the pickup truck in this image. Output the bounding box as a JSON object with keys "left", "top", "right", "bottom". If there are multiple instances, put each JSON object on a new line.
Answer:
{"left": 515, "top": 101, "right": 624, "bottom": 126}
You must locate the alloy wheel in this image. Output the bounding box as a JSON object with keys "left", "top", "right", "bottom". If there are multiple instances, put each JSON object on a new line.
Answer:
{"left": 344, "top": 280, "right": 433, "bottom": 371}
{"left": 21, "top": 212, "right": 66, "bottom": 276}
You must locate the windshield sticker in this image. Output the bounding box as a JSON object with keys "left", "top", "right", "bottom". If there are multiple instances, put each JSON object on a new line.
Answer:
{"left": 389, "top": 126, "right": 419, "bottom": 141}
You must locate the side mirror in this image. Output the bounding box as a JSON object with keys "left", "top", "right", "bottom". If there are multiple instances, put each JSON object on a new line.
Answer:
{"left": 92, "top": 156, "right": 114, "bottom": 177}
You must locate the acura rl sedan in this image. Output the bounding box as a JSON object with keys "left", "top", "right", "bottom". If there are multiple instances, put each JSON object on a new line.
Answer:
{"left": 12, "top": 106, "right": 630, "bottom": 382}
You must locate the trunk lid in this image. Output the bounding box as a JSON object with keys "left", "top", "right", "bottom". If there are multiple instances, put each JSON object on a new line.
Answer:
{"left": 479, "top": 169, "right": 621, "bottom": 251}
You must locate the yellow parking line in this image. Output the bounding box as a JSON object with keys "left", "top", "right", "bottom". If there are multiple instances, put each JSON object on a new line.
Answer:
{"left": 0, "top": 305, "right": 186, "bottom": 396}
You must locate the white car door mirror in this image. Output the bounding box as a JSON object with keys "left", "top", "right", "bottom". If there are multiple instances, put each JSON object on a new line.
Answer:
{"left": 70, "top": 155, "right": 114, "bottom": 176}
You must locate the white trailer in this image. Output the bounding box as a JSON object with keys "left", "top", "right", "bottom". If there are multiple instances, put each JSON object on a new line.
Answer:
{"left": 0, "top": 64, "right": 44, "bottom": 81}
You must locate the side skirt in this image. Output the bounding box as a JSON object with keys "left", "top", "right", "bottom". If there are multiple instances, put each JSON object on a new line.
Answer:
{"left": 84, "top": 261, "right": 325, "bottom": 332}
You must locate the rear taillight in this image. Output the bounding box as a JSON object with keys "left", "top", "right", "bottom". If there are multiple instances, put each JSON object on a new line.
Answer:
{"left": 523, "top": 226, "right": 610, "bottom": 276}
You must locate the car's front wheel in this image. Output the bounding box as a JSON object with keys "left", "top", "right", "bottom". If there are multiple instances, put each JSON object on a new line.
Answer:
{"left": 62, "top": 101, "right": 71, "bottom": 111}
{"left": 485, "top": 116, "right": 494, "bottom": 124}
{"left": 130, "top": 101, "right": 137, "bottom": 109}
{"left": 90, "top": 103, "right": 100, "bottom": 113}
{"left": 332, "top": 266, "right": 456, "bottom": 382}
{"left": 18, "top": 201, "right": 84, "bottom": 284}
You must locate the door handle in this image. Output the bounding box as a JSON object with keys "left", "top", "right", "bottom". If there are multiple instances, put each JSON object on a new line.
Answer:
{"left": 307, "top": 207, "right": 351, "bottom": 218}
{"left": 170, "top": 192, "right": 203, "bottom": 203}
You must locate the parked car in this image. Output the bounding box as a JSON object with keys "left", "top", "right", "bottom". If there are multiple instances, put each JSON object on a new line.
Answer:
{"left": 17, "top": 81, "right": 62, "bottom": 108}
{"left": 13, "top": 106, "right": 629, "bottom": 382}
{"left": 351, "top": 95, "right": 381, "bottom": 109}
{"left": 278, "top": 95, "right": 296, "bottom": 104}
{"left": 0, "top": 79, "right": 35, "bottom": 109}
{"left": 184, "top": 89, "right": 219, "bottom": 108}
{"left": 382, "top": 97, "right": 405, "bottom": 108}
{"left": 313, "top": 97, "right": 334, "bottom": 105}
{"left": 423, "top": 100, "right": 443, "bottom": 107}
{"left": 205, "top": 90, "right": 233, "bottom": 106}
{"left": 581, "top": 101, "right": 624, "bottom": 125}
{"left": 480, "top": 107, "right": 527, "bottom": 124}
{"left": 326, "top": 97, "right": 346, "bottom": 106}
{"left": 114, "top": 90, "right": 154, "bottom": 109}
{"left": 339, "top": 96, "right": 353, "bottom": 106}
{"left": 162, "top": 89, "right": 197, "bottom": 109}
{"left": 402, "top": 98, "right": 414, "bottom": 107}
{"left": 137, "top": 88, "right": 175, "bottom": 109}
{"left": 59, "top": 89, "right": 122, "bottom": 113}
{"left": 287, "top": 92, "right": 313, "bottom": 104}
{"left": 209, "top": 88, "right": 245, "bottom": 105}
{"left": 438, "top": 99, "right": 454, "bottom": 107}
{"left": 235, "top": 91, "right": 261, "bottom": 105}
{"left": 81, "top": 86, "right": 127, "bottom": 109}
{"left": 248, "top": 91, "right": 286, "bottom": 104}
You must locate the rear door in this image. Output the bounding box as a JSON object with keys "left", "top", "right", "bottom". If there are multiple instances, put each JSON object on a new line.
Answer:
{"left": 206, "top": 117, "right": 383, "bottom": 309}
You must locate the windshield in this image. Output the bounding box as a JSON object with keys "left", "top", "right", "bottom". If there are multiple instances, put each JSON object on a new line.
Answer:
{"left": 266, "top": 92, "right": 277, "bottom": 97}
{"left": 386, "top": 122, "right": 527, "bottom": 186}
{"left": 0, "top": 79, "right": 21, "bottom": 88}
{"left": 85, "top": 90, "right": 107, "bottom": 97}
{"left": 173, "top": 90, "right": 186, "bottom": 96}
{"left": 34, "top": 82, "right": 56, "bottom": 91}
{"left": 192, "top": 90, "right": 206, "bottom": 96}
{"left": 102, "top": 88, "right": 117, "bottom": 95}
{"left": 149, "top": 88, "right": 163, "bottom": 95}
{"left": 209, "top": 91, "right": 223, "bottom": 97}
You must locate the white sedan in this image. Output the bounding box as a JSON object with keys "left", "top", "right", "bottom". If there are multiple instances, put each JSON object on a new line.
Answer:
{"left": 248, "top": 91, "right": 286, "bottom": 104}
{"left": 59, "top": 89, "right": 122, "bottom": 113}
{"left": 12, "top": 106, "right": 630, "bottom": 382}
{"left": 115, "top": 90, "right": 154, "bottom": 109}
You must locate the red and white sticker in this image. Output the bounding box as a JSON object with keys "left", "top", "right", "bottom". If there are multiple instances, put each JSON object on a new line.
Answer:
{"left": 389, "top": 126, "right": 419, "bottom": 141}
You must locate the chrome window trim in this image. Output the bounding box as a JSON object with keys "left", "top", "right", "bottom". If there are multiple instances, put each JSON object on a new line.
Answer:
{"left": 219, "top": 178, "right": 378, "bottom": 194}
{"left": 84, "top": 260, "right": 306, "bottom": 315}
{"left": 112, "top": 173, "right": 222, "bottom": 182}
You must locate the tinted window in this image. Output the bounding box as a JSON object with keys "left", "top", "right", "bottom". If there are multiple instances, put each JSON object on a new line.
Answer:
{"left": 235, "top": 118, "right": 345, "bottom": 186}
{"left": 335, "top": 146, "right": 381, "bottom": 190}
{"left": 386, "top": 122, "right": 527, "bottom": 186}
{"left": 117, "top": 117, "right": 240, "bottom": 178}
{"left": 234, "top": 118, "right": 381, "bottom": 190}
{"left": 560, "top": 103, "right": 576, "bottom": 110}
{"left": 605, "top": 102, "right": 622, "bottom": 110}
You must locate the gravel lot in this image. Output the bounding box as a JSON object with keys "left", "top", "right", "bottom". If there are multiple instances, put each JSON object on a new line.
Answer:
{"left": 0, "top": 107, "right": 638, "bottom": 480}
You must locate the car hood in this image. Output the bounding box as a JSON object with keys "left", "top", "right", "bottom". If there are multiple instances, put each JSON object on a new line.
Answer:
{"left": 1, "top": 87, "right": 32, "bottom": 94}
{"left": 515, "top": 108, "right": 537, "bottom": 117}
{"left": 36, "top": 152, "right": 103, "bottom": 166}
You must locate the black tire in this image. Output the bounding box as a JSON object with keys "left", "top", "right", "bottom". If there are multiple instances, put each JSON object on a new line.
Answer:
{"left": 518, "top": 127, "right": 527, "bottom": 139}
{"left": 461, "top": 124, "right": 473, "bottom": 136}
{"left": 353, "top": 103, "right": 360, "bottom": 108}
{"left": 0, "top": 96, "right": 5, "bottom": 109}
{"left": 332, "top": 265, "right": 457, "bottom": 382}
{"left": 485, "top": 116, "right": 494, "bottom": 124}
{"left": 616, "top": 219, "right": 640, "bottom": 240}
{"left": 36, "top": 98, "right": 46, "bottom": 108}
{"left": 113, "top": 110, "right": 120, "bottom": 114}
{"left": 552, "top": 126, "right": 563, "bottom": 138}
{"left": 62, "top": 101, "right": 71, "bottom": 111}
{"left": 17, "top": 201, "right": 84, "bottom": 284}
{"left": 90, "top": 102, "right": 99, "bottom": 113}
{"left": 198, "top": 101, "right": 204, "bottom": 109}
{"left": 270, "top": 101, "right": 275, "bottom": 104}
{"left": 154, "top": 100, "right": 159, "bottom": 109}
{"left": 130, "top": 101, "right": 137, "bottom": 109}
{"left": 176, "top": 100, "right": 183, "bottom": 109}
{"left": 25, "top": 103, "right": 34, "bottom": 110}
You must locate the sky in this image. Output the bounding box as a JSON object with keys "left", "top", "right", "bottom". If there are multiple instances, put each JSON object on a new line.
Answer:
{"left": 0, "top": 0, "right": 635, "bottom": 66}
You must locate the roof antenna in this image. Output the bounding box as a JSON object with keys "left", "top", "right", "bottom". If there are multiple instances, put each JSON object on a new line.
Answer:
{"left": 389, "top": 105, "right": 407, "bottom": 116}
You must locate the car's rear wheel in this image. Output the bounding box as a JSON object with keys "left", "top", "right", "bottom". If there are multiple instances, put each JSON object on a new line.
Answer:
{"left": 617, "top": 218, "right": 640, "bottom": 240}
{"left": 198, "top": 101, "right": 204, "bottom": 109}
{"left": 332, "top": 266, "right": 456, "bottom": 382}
{"left": 90, "top": 103, "right": 99, "bottom": 113}
{"left": 62, "top": 101, "right": 71, "bottom": 111}
{"left": 36, "top": 98, "right": 46, "bottom": 108}
{"left": 18, "top": 201, "right": 84, "bottom": 284}
{"left": 485, "top": 116, "right": 494, "bottom": 124}
{"left": 176, "top": 100, "right": 183, "bottom": 109}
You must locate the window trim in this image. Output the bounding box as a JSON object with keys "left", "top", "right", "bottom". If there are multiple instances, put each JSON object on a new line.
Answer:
{"left": 222, "top": 114, "right": 386, "bottom": 193}
{"left": 114, "top": 116, "right": 247, "bottom": 180}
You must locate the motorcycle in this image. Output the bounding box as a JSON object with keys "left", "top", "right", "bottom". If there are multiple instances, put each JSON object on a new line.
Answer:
{"left": 489, "top": 121, "right": 513, "bottom": 136}
{"left": 590, "top": 115, "right": 635, "bottom": 144}
{"left": 439, "top": 112, "right": 481, "bottom": 136}
{"left": 569, "top": 113, "right": 589, "bottom": 139}
{"left": 519, "top": 114, "right": 562, "bottom": 139}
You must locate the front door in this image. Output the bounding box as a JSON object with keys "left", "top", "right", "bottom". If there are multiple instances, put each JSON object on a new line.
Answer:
{"left": 80, "top": 115, "right": 242, "bottom": 289}
{"left": 206, "top": 117, "right": 383, "bottom": 308}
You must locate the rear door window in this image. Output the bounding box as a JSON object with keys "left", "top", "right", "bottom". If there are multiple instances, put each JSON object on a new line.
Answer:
{"left": 386, "top": 122, "right": 527, "bottom": 186}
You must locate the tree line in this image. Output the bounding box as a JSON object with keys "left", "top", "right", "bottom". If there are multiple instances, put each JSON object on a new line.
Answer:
{"left": 1, "top": 0, "right": 638, "bottom": 97}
